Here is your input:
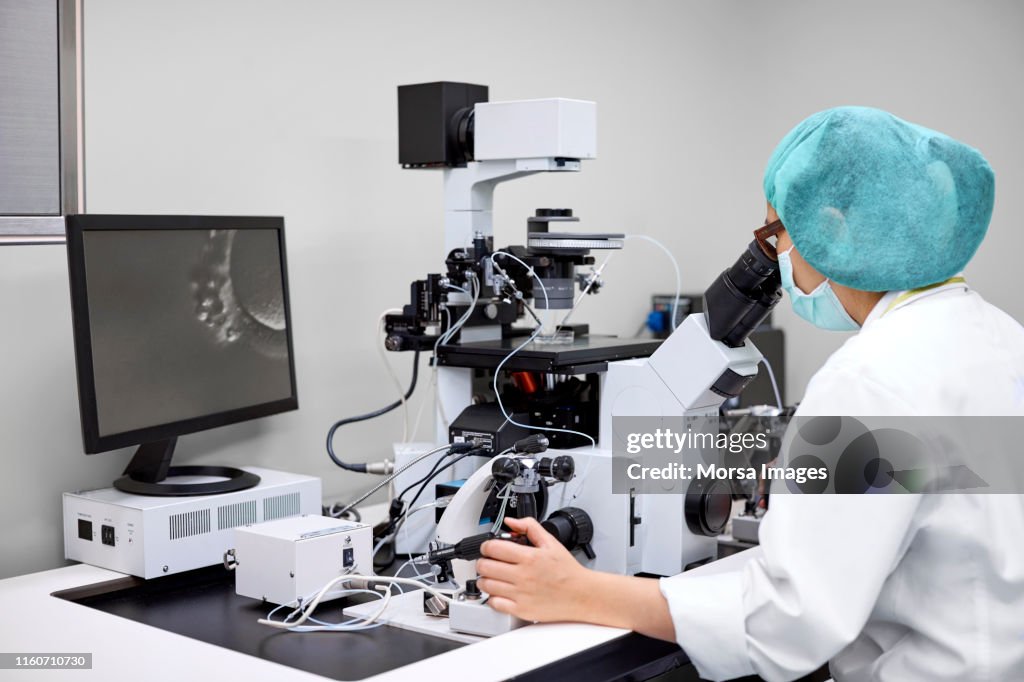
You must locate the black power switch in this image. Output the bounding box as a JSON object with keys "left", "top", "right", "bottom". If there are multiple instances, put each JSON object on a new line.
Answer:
{"left": 343, "top": 547, "right": 354, "bottom": 568}
{"left": 77, "top": 519, "right": 93, "bottom": 541}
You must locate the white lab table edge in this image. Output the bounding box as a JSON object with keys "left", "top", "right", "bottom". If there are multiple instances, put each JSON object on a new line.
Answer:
{"left": 0, "top": 542, "right": 760, "bottom": 682}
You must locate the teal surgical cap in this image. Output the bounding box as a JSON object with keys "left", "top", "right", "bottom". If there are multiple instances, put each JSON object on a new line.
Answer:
{"left": 763, "top": 106, "right": 994, "bottom": 291}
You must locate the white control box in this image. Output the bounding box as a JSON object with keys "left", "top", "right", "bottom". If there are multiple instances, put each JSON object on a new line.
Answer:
{"left": 232, "top": 515, "right": 373, "bottom": 606}
{"left": 474, "top": 98, "right": 597, "bottom": 161}
{"left": 63, "top": 468, "right": 321, "bottom": 579}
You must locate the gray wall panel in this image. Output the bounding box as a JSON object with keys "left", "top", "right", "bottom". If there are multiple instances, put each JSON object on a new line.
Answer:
{"left": 0, "top": 0, "right": 61, "bottom": 215}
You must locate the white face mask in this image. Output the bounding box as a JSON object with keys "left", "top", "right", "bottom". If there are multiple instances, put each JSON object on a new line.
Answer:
{"left": 778, "top": 247, "right": 859, "bottom": 332}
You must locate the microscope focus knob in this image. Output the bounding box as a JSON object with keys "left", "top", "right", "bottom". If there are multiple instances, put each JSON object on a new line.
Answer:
{"left": 491, "top": 457, "right": 521, "bottom": 483}
{"left": 684, "top": 479, "right": 732, "bottom": 536}
{"left": 464, "top": 579, "right": 482, "bottom": 599}
{"left": 538, "top": 455, "right": 575, "bottom": 482}
{"left": 542, "top": 507, "right": 596, "bottom": 560}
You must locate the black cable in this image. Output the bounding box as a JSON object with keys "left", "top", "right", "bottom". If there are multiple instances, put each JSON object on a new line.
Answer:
{"left": 369, "top": 446, "right": 457, "bottom": 570}
{"left": 396, "top": 448, "right": 459, "bottom": 502}
{"left": 377, "top": 438, "right": 531, "bottom": 569}
{"left": 373, "top": 448, "right": 487, "bottom": 571}
{"left": 397, "top": 442, "right": 512, "bottom": 502}
{"left": 398, "top": 449, "right": 485, "bottom": 534}
{"left": 326, "top": 348, "right": 421, "bottom": 472}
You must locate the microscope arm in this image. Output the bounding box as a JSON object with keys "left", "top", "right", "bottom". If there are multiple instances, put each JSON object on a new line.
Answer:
{"left": 443, "top": 158, "right": 582, "bottom": 254}
{"left": 646, "top": 314, "right": 763, "bottom": 414}
{"left": 433, "top": 455, "right": 506, "bottom": 587}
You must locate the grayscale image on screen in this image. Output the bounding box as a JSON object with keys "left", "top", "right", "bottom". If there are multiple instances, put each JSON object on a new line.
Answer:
{"left": 82, "top": 228, "right": 294, "bottom": 437}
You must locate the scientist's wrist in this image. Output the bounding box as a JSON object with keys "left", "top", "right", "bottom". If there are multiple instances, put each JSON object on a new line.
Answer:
{"left": 569, "top": 571, "right": 667, "bottom": 635}
{"left": 567, "top": 569, "right": 619, "bottom": 626}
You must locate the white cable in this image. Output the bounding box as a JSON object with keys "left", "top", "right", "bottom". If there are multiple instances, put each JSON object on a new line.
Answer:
{"left": 396, "top": 499, "right": 445, "bottom": 572}
{"left": 348, "top": 575, "right": 452, "bottom": 603}
{"left": 435, "top": 279, "right": 476, "bottom": 355}
{"left": 430, "top": 275, "right": 480, "bottom": 433}
{"left": 556, "top": 252, "right": 615, "bottom": 332}
{"left": 374, "top": 497, "right": 447, "bottom": 561}
{"left": 761, "top": 356, "right": 783, "bottom": 409}
{"left": 372, "top": 533, "right": 391, "bottom": 559}
{"left": 409, "top": 373, "right": 434, "bottom": 444}
{"left": 258, "top": 573, "right": 453, "bottom": 632}
{"left": 260, "top": 568, "right": 385, "bottom": 631}
{"left": 303, "top": 617, "right": 387, "bottom": 631}
{"left": 408, "top": 306, "right": 450, "bottom": 443}
{"left": 626, "top": 235, "right": 682, "bottom": 331}
{"left": 432, "top": 365, "right": 449, "bottom": 434}
{"left": 376, "top": 308, "right": 409, "bottom": 441}
{"left": 396, "top": 554, "right": 434, "bottom": 583}
{"left": 440, "top": 275, "right": 479, "bottom": 345}
{"left": 414, "top": 306, "right": 449, "bottom": 442}
{"left": 409, "top": 499, "right": 445, "bottom": 516}
{"left": 396, "top": 558, "right": 424, "bottom": 578}
{"left": 262, "top": 584, "right": 393, "bottom": 632}
{"left": 489, "top": 252, "right": 597, "bottom": 449}
{"left": 440, "top": 280, "right": 478, "bottom": 348}
{"left": 557, "top": 445, "right": 594, "bottom": 508}
{"left": 263, "top": 587, "right": 388, "bottom": 632}
{"left": 490, "top": 482, "right": 513, "bottom": 533}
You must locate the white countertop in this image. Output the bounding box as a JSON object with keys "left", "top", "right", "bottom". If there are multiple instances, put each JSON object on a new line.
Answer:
{"left": 0, "top": 523, "right": 758, "bottom": 682}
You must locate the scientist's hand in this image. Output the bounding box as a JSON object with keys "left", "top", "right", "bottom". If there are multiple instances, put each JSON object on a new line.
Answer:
{"left": 477, "top": 516, "right": 591, "bottom": 623}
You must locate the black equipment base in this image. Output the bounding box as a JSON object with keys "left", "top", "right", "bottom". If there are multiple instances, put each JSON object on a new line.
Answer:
{"left": 113, "top": 465, "right": 261, "bottom": 496}
{"left": 53, "top": 566, "right": 462, "bottom": 681}
{"left": 52, "top": 565, "right": 691, "bottom": 681}
{"left": 114, "top": 437, "right": 261, "bottom": 496}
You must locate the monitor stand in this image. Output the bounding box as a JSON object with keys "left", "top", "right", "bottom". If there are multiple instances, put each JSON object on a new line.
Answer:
{"left": 113, "top": 438, "right": 261, "bottom": 497}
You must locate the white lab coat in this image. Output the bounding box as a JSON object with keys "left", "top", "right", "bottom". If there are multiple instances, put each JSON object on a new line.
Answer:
{"left": 659, "top": 282, "right": 1024, "bottom": 681}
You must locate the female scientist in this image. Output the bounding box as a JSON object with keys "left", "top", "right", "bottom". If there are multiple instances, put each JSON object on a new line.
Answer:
{"left": 476, "top": 107, "right": 1024, "bottom": 681}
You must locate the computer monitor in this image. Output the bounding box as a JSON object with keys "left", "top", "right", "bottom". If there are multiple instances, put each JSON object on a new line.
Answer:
{"left": 65, "top": 215, "right": 298, "bottom": 496}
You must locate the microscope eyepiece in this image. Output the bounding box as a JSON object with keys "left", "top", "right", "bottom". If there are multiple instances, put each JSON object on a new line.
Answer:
{"left": 703, "top": 239, "right": 782, "bottom": 348}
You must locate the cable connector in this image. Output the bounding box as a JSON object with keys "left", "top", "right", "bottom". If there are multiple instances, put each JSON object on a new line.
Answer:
{"left": 343, "top": 575, "right": 374, "bottom": 591}
{"left": 449, "top": 439, "right": 487, "bottom": 454}
{"left": 364, "top": 460, "right": 394, "bottom": 476}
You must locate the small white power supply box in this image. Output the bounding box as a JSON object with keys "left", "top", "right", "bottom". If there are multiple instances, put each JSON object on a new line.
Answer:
{"left": 231, "top": 514, "right": 373, "bottom": 606}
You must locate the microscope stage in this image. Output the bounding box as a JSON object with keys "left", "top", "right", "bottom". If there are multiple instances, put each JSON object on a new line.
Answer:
{"left": 437, "top": 335, "right": 660, "bottom": 373}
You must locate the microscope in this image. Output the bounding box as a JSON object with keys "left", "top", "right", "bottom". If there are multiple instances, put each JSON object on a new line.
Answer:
{"left": 384, "top": 82, "right": 658, "bottom": 557}
{"left": 365, "top": 82, "right": 782, "bottom": 640}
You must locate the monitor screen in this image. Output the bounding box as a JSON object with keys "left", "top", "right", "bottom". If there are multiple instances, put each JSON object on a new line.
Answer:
{"left": 66, "top": 216, "right": 298, "bottom": 453}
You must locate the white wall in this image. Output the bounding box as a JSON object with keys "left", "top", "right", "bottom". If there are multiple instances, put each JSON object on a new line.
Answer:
{"left": 2, "top": 0, "right": 1022, "bottom": 578}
